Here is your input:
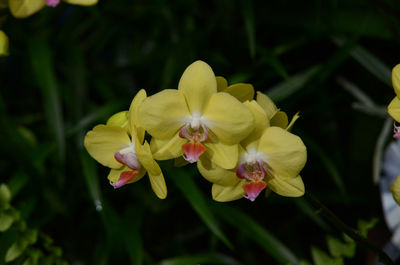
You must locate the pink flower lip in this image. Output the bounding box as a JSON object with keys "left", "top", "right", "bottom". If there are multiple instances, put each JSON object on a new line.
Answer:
{"left": 182, "top": 142, "right": 206, "bottom": 163}
{"left": 46, "top": 0, "right": 60, "bottom": 7}
{"left": 243, "top": 181, "right": 267, "bottom": 201}
{"left": 110, "top": 170, "right": 137, "bottom": 189}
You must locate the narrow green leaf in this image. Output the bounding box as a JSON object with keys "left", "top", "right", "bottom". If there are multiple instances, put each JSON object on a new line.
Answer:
{"left": 7, "top": 171, "right": 29, "bottom": 198}
{"left": 311, "top": 247, "right": 344, "bottom": 265}
{"left": 124, "top": 207, "right": 144, "bottom": 265}
{"left": 28, "top": 39, "right": 65, "bottom": 162}
{"left": 326, "top": 235, "right": 356, "bottom": 258}
{"left": 266, "top": 66, "right": 321, "bottom": 103}
{"left": 332, "top": 37, "right": 391, "bottom": 87}
{"left": 159, "top": 253, "right": 241, "bottom": 265}
{"left": 171, "top": 168, "right": 233, "bottom": 249}
{"left": 294, "top": 198, "right": 330, "bottom": 231}
{"left": 212, "top": 205, "right": 299, "bottom": 265}
{"left": 241, "top": 0, "right": 256, "bottom": 58}
{"left": 80, "top": 152, "right": 103, "bottom": 212}
{"left": 0, "top": 184, "right": 11, "bottom": 208}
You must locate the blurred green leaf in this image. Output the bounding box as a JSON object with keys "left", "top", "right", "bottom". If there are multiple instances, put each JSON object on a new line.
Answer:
{"left": 28, "top": 38, "right": 65, "bottom": 163}
{"left": 266, "top": 65, "right": 321, "bottom": 103}
{"left": 294, "top": 198, "right": 330, "bottom": 231}
{"left": 241, "top": 0, "right": 256, "bottom": 59}
{"left": 332, "top": 37, "right": 391, "bottom": 87}
{"left": 213, "top": 205, "right": 300, "bottom": 265}
{"left": 311, "top": 247, "right": 344, "bottom": 265}
{"left": 0, "top": 212, "right": 14, "bottom": 232}
{"left": 7, "top": 171, "right": 29, "bottom": 198}
{"left": 5, "top": 241, "right": 26, "bottom": 262}
{"left": 81, "top": 152, "right": 103, "bottom": 212}
{"left": 159, "top": 253, "right": 241, "bottom": 265}
{"left": 357, "top": 218, "right": 378, "bottom": 238}
{"left": 0, "top": 184, "right": 11, "bottom": 208}
{"left": 326, "top": 235, "right": 356, "bottom": 258}
{"left": 171, "top": 169, "right": 233, "bottom": 250}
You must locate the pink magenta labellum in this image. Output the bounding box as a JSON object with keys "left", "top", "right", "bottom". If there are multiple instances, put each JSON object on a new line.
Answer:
{"left": 46, "top": 0, "right": 60, "bottom": 7}
{"left": 243, "top": 181, "right": 267, "bottom": 201}
{"left": 181, "top": 142, "right": 206, "bottom": 163}
{"left": 111, "top": 170, "right": 137, "bottom": 189}
{"left": 179, "top": 124, "right": 209, "bottom": 163}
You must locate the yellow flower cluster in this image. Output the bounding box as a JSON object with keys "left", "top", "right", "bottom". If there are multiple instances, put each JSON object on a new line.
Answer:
{"left": 84, "top": 61, "right": 307, "bottom": 202}
{"left": 388, "top": 65, "right": 400, "bottom": 205}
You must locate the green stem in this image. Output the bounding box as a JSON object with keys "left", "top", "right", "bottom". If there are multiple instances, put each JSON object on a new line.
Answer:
{"left": 304, "top": 192, "right": 394, "bottom": 265}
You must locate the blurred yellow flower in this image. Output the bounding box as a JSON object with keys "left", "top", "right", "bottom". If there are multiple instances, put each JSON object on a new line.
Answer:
{"left": 9, "top": 0, "right": 98, "bottom": 18}
{"left": 139, "top": 60, "right": 254, "bottom": 169}
{"left": 198, "top": 95, "right": 307, "bottom": 202}
{"left": 388, "top": 64, "right": 400, "bottom": 125}
{"left": 390, "top": 174, "right": 400, "bottom": 206}
{"left": 0, "top": 30, "right": 8, "bottom": 56}
{"left": 84, "top": 90, "right": 167, "bottom": 199}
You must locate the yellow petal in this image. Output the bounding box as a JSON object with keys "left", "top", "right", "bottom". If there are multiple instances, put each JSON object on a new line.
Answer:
{"left": 256, "top": 91, "right": 278, "bottom": 120}
{"left": 108, "top": 166, "right": 145, "bottom": 184}
{"left": 178, "top": 60, "right": 217, "bottom": 113}
{"left": 128, "top": 89, "right": 147, "bottom": 143}
{"left": 63, "top": 0, "right": 98, "bottom": 5}
{"left": 241, "top": 100, "right": 268, "bottom": 148}
{"left": 84, "top": 125, "right": 131, "bottom": 169}
{"left": 268, "top": 175, "right": 305, "bottom": 197}
{"left": 393, "top": 64, "right": 400, "bottom": 97}
{"left": 107, "top": 111, "right": 128, "bottom": 130}
{"left": 388, "top": 97, "right": 400, "bottom": 122}
{"left": 270, "top": 111, "right": 288, "bottom": 128}
{"left": 135, "top": 140, "right": 167, "bottom": 199}
{"left": 9, "top": 0, "right": 45, "bottom": 18}
{"left": 258, "top": 127, "right": 307, "bottom": 180}
{"left": 139, "top": 89, "right": 189, "bottom": 139}
{"left": 203, "top": 92, "right": 254, "bottom": 145}
{"left": 224, "top": 83, "right": 255, "bottom": 102}
{"left": 150, "top": 134, "right": 186, "bottom": 160}
{"left": 0, "top": 30, "right": 9, "bottom": 56}
{"left": 390, "top": 174, "right": 400, "bottom": 206}
{"left": 216, "top": 76, "right": 228, "bottom": 92}
{"left": 286, "top": 112, "right": 300, "bottom": 131}
{"left": 203, "top": 142, "right": 238, "bottom": 170}
{"left": 197, "top": 156, "right": 239, "bottom": 186}
{"left": 212, "top": 181, "right": 246, "bottom": 202}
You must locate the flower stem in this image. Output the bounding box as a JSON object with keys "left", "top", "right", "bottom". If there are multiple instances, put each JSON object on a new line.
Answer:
{"left": 304, "top": 192, "right": 394, "bottom": 265}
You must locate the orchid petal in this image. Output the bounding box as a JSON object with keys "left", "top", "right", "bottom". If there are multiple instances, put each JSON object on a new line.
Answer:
{"left": 211, "top": 181, "right": 246, "bottom": 202}
{"left": 224, "top": 83, "right": 255, "bottom": 102}
{"left": 270, "top": 111, "right": 288, "bottom": 128}
{"left": 241, "top": 100, "right": 268, "bottom": 149}
{"left": 388, "top": 97, "right": 400, "bottom": 122}
{"left": 258, "top": 127, "right": 307, "bottom": 180}
{"left": 268, "top": 175, "right": 305, "bottom": 197}
{"left": 203, "top": 92, "right": 254, "bottom": 145}
{"left": 393, "top": 64, "right": 400, "bottom": 97}
{"left": 128, "top": 89, "right": 147, "bottom": 143}
{"left": 63, "top": 0, "right": 98, "bottom": 5}
{"left": 390, "top": 174, "right": 400, "bottom": 206}
{"left": 135, "top": 140, "right": 167, "bottom": 199}
{"left": 107, "top": 166, "right": 145, "bottom": 187}
{"left": 139, "top": 89, "right": 189, "bottom": 139}
{"left": 84, "top": 125, "right": 131, "bottom": 169}
{"left": 0, "top": 31, "right": 9, "bottom": 56}
{"left": 107, "top": 111, "right": 128, "bottom": 130}
{"left": 203, "top": 142, "right": 238, "bottom": 169}
{"left": 150, "top": 134, "right": 186, "bottom": 160}
{"left": 256, "top": 91, "right": 278, "bottom": 120}
{"left": 216, "top": 76, "right": 228, "bottom": 92}
{"left": 9, "top": 0, "right": 45, "bottom": 18}
{"left": 178, "top": 60, "right": 217, "bottom": 113}
{"left": 197, "top": 156, "right": 239, "bottom": 186}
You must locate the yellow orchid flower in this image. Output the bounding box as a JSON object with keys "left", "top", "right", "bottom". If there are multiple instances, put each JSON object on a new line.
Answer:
{"left": 139, "top": 60, "right": 254, "bottom": 169}
{"left": 84, "top": 90, "right": 167, "bottom": 199}
{"left": 198, "top": 98, "right": 307, "bottom": 202}
{"left": 9, "top": 0, "right": 97, "bottom": 18}
{"left": 388, "top": 65, "right": 400, "bottom": 138}
{"left": 0, "top": 30, "right": 8, "bottom": 56}
{"left": 390, "top": 174, "right": 400, "bottom": 206}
